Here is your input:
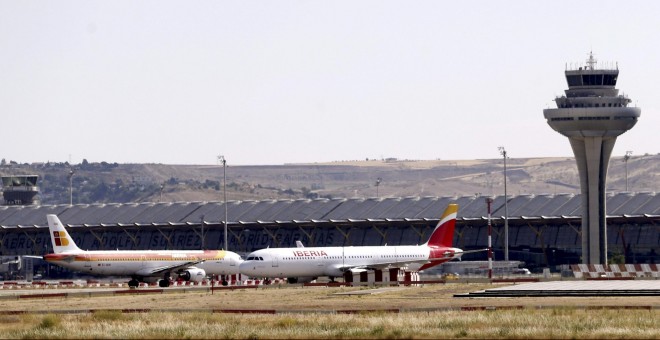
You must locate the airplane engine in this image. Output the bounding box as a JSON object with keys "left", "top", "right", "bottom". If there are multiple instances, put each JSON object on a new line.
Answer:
{"left": 178, "top": 268, "right": 206, "bottom": 282}
{"left": 286, "top": 276, "right": 316, "bottom": 284}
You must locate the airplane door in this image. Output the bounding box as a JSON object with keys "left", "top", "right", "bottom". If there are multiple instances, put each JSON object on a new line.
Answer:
{"left": 271, "top": 253, "right": 279, "bottom": 267}
{"left": 317, "top": 253, "right": 324, "bottom": 268}
{"left": 83, "top": 254, "right": 92, "bottom": 270}
{"left": 342, "top": 247, "right": 345, "bottom": 267}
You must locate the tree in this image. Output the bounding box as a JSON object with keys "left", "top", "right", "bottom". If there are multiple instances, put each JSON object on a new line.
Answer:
{"left": 609, "top": 251, "right": 625, "bottom": 265}
{"left": 89, "top": 181, "right": 110, "bottom": 202}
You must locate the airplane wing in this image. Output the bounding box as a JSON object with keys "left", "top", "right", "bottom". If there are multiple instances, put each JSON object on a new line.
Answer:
{"left": 135, "top": 260, "right": 204, "bottom": 277}
{"left": 334, "top": 259, "right": 429, "bottom": 273}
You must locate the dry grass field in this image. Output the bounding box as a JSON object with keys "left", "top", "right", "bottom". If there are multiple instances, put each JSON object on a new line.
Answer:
{"left": 2, "top": 283, "right": 659, "bottom": 312}
{"left": 1, "top": 308, "right": 658, "bottom": 339}
{"left": 0, "top": 283, "right": 657, "bottom": 339}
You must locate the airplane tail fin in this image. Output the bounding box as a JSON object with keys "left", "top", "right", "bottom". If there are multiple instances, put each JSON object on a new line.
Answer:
{"left": 47, "top": 215, "right": 82, "bottom": 254}
{"left": 424, "top": 204, "right": 458, "bottom": 247}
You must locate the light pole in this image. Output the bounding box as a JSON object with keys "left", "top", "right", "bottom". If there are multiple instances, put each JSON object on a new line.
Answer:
{"left": 159, "top": 184, "right": 164, "bottom": 202}
{"left": 624, "top": 151, "right": 632, "bottom": 192}
{"left": 68, "top": 169, "right": 74, "bottom": 206}
{"left": 219, "top": 155, "right": 228, "bottom": 251}
{"left": 375, "top": 177, "right": 382, "bottom": 198}
{"left": 498, "top": 146, "right": 509, "bottom": 262}
{"left": 486, "top": 197, "right": 493, "bottom": 280}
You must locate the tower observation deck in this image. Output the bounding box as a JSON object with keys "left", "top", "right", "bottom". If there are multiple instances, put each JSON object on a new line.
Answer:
{"left": 543, "top": 52, "right": 640, "bottom": 265}
{"left": 1, "top": 175, "right": 40, "bottom": 206}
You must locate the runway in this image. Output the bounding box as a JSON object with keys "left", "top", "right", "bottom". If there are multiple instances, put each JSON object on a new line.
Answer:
{"left": 455, "top": 280, "right": 660, "bottom": 297}
{"left": 0, "top": 280, "right": 658, "bottom": 315}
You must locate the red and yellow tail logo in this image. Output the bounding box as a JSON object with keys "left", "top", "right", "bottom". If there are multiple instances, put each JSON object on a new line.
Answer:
{"left": 53, "top": 231, "right": 70, "bottom": 246}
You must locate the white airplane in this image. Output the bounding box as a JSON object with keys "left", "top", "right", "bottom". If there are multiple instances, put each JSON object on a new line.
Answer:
{"left": 240, "top": 203, "right": 482, "bottom": 284}
{"left": 43, "top": 214, "right": 243, "bottom": 288}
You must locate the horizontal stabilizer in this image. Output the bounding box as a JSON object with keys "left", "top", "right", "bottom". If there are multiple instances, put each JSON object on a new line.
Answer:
{"left": 428, "top": 248, "right": 488, "bottom": 261}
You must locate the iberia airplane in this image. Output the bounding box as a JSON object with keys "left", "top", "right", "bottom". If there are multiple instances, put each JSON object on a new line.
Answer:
{"left": 240, "top": 204, "right": 482, "bottom": 284}
{"left": 44, "top": 214, "right": 243, "bottom": 288}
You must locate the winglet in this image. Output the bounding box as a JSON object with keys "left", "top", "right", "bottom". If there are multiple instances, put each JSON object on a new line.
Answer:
{"left": 424, "top": 204, "right": 458, "bottom": 247}
{"left": 47, "top": 215, "right": 82, "bottom": 254}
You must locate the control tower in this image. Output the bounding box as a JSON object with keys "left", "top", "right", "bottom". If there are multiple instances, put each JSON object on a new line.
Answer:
{"left": 543, "top": 53, "right": 640, "bottom": 265}
{"left": 1, "top": 175, "right": 40, "bottom": 205}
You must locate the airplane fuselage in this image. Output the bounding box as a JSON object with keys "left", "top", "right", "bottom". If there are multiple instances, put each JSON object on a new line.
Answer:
{"left": 44, "top": 249, "right": 241, "bottom": 277}
{"left": 238, "top": 204, "right": 473, "bottom": 282}
{"left": 240, "top": 245, "right": 461, "bottom": 278}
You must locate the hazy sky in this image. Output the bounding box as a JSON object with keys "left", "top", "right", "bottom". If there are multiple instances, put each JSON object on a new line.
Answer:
{"left": 1, "top": 1, "right": 658, "bottom": 165}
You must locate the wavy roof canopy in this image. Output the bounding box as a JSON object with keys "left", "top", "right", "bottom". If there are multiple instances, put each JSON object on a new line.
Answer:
{"left": 1, "top": 192, "right": 659, "bottom": 229}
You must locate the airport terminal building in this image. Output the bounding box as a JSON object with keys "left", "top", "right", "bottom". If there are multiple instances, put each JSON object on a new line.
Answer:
{"left": 0, "top": 192, "right": 658, "bottom": 273}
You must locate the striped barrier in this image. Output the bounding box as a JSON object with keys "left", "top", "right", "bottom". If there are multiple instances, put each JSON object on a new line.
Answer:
{"left": 571, "top": 264, "right": 659, "bottom": 279}
{"left": 0, "top": 305, "right": 656, "bottom": 316}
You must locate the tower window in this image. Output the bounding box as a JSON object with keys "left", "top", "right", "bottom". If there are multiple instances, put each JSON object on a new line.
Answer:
{"left": 567, "top": 75, "right": 582, "bottom": 86}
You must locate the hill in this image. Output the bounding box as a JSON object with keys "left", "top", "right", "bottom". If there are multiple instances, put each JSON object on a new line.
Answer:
{"left": 1, "top": 154, "right": 659, "bottom": 205}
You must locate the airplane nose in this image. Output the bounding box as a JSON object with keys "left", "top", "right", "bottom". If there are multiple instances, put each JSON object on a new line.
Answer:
{"left": 239, "top": 262, "right": 255, "bottom": 275}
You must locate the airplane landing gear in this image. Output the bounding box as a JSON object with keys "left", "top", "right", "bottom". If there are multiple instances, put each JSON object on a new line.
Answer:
{"left": 219, "top": 275, "right": 229, "bottom": 286}
{"left": 128, "top": 279, "right": 140, "bottom": 288}
{"left": 158, "top": 279, "right": 170, "bottom": 288}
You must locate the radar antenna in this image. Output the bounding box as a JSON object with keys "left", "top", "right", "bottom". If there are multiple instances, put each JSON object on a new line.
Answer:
{"left": 586, "top": 51, "right": 597, "bottom": 70}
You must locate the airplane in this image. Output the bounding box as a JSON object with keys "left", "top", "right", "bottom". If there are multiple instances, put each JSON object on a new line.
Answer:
{"left": 239, "top": 203, "right": 484, "bottom": 284}
{"left": 43, "top": 214, "right": 244, "bottom": 288}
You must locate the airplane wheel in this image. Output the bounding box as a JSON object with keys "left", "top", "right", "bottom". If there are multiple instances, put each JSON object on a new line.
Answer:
{"left": 159, "top": 279, "right": 170, "bottom": 288}
{"left": 128, "top": 279, "right": 139, "bottom": 288}
{"left": 263, "top": 279, "right": 271, "bottom": 285}
{"left": 222, "top": 280, "right": 229, "bottom": 286}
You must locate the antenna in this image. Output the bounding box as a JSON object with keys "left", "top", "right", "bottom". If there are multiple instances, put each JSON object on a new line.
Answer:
{"left": 586, "top": 51, "right": 597, "bottom": 70}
